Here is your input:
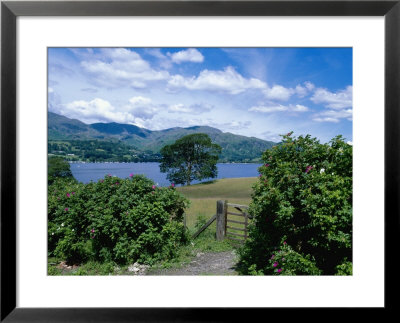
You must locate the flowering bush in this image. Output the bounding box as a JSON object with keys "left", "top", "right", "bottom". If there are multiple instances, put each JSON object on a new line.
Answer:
{"left": 237, "top": 134, "right": 352, "bottom": 275}
{"left": 48, "top": 175, "right": 189, "bottom": 265}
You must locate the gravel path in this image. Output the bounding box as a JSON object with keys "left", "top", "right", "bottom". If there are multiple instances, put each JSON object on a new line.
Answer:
{"left": 146, "top": 251, "right": 239, "bottom": 275}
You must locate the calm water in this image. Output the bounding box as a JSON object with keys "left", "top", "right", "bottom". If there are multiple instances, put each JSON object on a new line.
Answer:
{"left": 70, "top": 162, "right": 262, "bottom": 186}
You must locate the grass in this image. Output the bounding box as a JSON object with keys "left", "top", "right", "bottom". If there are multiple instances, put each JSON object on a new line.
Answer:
{"left": 177, "top": 177, "right": 257, "bottom": 229}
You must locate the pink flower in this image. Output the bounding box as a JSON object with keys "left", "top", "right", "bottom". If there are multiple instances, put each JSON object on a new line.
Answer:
{"left": 91, "top": 235, "right": 95, "bottom": 239}
{"left": 66, "top": 193, "right": 70, "bottom": 197}
{"left": 305, "top": 166, "right": 313, "bottom": 173}
{"left": 171, "top": 183, "right": 175, "bottom": 187}
{"left": 273, "top": 262, "right": 278, "bottom": 267}
{"left": 116, "top": 182, "right": 119, "bottom": 185}
{"left": 129, "top": 173, "right": 134, "bottom": 177}
{"left": 270, "top": 254, "right": 275, "bottom": 259}
{"left": 64, "top": 208, "right": 69, "bottom": 211}
{"left": 71, "top": 192, "right": 75, "bottom": 195}
{"left": 152, "top": 185, "right": 156, "bottom": 189}
{"left": 91, "top": 228, "right": 95, "bottom": 233}
{"left": 265, "top": 163, "right": 270, "bottom": 167}
{"left": 277, "top": 268, "right": 282, "bottom": 273}
{"left": 283, "top": 241, "right": 287, "bottom": 245}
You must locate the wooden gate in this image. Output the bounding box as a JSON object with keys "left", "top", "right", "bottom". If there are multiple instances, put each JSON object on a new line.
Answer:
{"left": 216, "top": 200, "right": 251, "bottom": 243}
{"left": 191, "top": 200, "right": 251, "bottom": 242}
{"left": 225, "top": 202, "right": 250, "bottom": 243}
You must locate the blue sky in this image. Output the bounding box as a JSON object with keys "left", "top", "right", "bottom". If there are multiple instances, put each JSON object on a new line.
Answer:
{"left": 48, "top": 47, "right": 352, "bottom": 143}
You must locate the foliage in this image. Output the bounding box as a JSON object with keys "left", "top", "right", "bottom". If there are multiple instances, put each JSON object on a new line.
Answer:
{"left": 48, "top": 156, "right": 75, "bottom": 185}
{"left": 237, "top": 133, "right": 352, "bottom": 275}
{"left": 48, "top": 174, "right": 190, "bottom": 265}
{"left": 159, "top": 133, "right": 222, "bottom": 186}
{"left": 335, "top": 260, "right": 352, "bottom": 275}
{"left": 48, "top": 139, "right": 161, "bottom": 162}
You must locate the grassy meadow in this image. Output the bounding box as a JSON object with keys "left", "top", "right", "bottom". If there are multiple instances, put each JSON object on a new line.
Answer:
{"left": 176, "top": 177, "right": 257, "bottom": 230}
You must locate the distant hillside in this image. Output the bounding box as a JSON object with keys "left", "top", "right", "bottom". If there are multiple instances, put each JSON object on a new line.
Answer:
{"left": 48, "top": 112, "right": 98, "bottom": 140}
{"left": 48, "top": 112, "right": 276, "bottom": 162}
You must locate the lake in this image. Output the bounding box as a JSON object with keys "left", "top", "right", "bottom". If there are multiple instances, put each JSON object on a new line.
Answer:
{"left": 70, "top": 162, "right": 262, "bottom": 186}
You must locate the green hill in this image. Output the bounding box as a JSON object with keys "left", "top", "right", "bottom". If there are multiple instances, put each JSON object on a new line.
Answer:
{"left": 48, "top": 112, "right": 276, "bottom": 162}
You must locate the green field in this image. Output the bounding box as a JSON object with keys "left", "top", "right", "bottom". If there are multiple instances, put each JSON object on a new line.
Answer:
{"left": 176, "top": 177, "right": 257, "bottom": 229}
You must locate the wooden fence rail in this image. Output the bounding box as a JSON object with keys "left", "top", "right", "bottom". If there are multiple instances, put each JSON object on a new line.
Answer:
{"left": 192, "top": 214, "right": 216, "bottom": 239}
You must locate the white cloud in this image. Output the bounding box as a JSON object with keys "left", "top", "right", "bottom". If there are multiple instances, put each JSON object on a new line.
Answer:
{"left": 168, "top": 103, "right": 213, "bottom": 115}
{"left": 146, "top": 48, "right": 167, "bottom": 60}
{"left": 292, "top": 104, "right": 309, "bottom": 112}
{"left": 128, "top": 96, "right": 152, "bottom": 106}
{"left": 167, "top": 66, "right": 266, "bottom": 94}
{"left": 249, "top": 105, "right": 287, "bottom": 113}
{"left": 311, "top": 85, "right": 352, "bottom": 109}
{"left": 305, "top": 81, "right": 315, "bottom": 91}
{"left": 219, "top": 120, "right": 252, "bottom": 131}
{"left": 145, "top": 48, "right": 172, "bottom": 69}
{"left": 263, "top": 85, "right": 294, "bottom": 101}
{"left": 295, "top": 81, "right": 315, "bottom": 98}
{"left": 295, "top": 85, "right": 307, "bottom": 98}
{"left": 263, "top": 81, "right": 316, "bottom": 101}
{"left": 61, "top": 98, "right": 136, "bottom": 124}
{"left": 80, "top": 48, "right": 169, "bottom": 88}
{"left": 59, "top": 96, "right": 163, "bottom": 125}
{"left": 249, "top": 104, "right": 309, "bottom": 113}
{"left": 168, "top": 48, "right": 204, "bottom": 64}
{"left": 312, "top": 108, "right": 353, "bottom": 123}
{"left": 124, "top": 96, "right": 160, "bottom": 120}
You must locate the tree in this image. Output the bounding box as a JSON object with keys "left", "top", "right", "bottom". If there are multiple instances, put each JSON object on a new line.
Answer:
{"left": 159, "top": 133, "right": 222, "bottom": 186}
{"left": 48, "top": 156, "right": 75, "bottom": 184}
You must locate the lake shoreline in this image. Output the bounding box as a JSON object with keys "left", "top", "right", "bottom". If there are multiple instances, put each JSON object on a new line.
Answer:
{"left": 70, "top": 162, "right": 262, "bottom": 186}
{"left": 68, "top": 161, "right": 261, "bottom": 164}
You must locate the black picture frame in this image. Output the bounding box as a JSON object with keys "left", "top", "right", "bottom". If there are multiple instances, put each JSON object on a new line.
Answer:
{"left": 1, "top": 0, "right": 399, "bottom": 321}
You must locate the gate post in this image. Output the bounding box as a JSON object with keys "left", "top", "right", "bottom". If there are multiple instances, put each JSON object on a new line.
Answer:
{"left": 216, "top": 200, "right": 227, "bottom": 240}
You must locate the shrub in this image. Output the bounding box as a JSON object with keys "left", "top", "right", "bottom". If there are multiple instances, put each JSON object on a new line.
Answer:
{"left": 48, "top": 175, "right": 190, "bottom": 265}
{"left": 48, "top": 156, "right": 75, "bottom": 185}
{"left": 237, "top": 133, "right": 352, "bottom": 275}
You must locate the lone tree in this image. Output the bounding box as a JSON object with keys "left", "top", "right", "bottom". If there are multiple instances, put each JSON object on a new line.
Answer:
{"left": 159, "top": 133, "right": 222, "bottom": 186}
{"left": 48, "top": 156, "right": 75, "bottom": 185}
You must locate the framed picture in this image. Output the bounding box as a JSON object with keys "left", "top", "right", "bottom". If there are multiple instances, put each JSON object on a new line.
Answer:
{"left": 1, "top": 0, "right": 398, "bottom": 320}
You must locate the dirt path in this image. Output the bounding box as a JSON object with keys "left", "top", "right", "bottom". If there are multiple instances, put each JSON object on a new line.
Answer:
{"left": 146, "top": 250, "right": 239, "bottom": 275}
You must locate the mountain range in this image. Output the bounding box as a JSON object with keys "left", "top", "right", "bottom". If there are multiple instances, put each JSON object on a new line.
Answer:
{"left": 48, "top": 112, "right": 276, "bottom": 162}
